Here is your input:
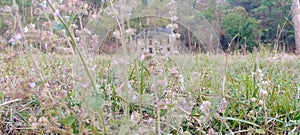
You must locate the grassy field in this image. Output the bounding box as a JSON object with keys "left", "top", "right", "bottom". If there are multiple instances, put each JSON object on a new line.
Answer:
{"left": 0, "top": 0, "right": 299, "bottom": 134}
{"left": 0, "top": 50, "right": 299, "bottom": 134}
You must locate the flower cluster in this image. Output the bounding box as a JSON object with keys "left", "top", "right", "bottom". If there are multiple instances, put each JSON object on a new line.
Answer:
{"left": 8, "top": 34, "right": 22, "bottom": 45}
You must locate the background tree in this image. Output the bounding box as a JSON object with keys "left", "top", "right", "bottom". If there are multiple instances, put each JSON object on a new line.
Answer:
{"left": 222, "top": 6, "right": 260, "bottom": 51}
{"left": 227, "top": 0, "right": 294, "bottom": 52}
{"left": 292, "top": 0, "right": 300, "bottom": 53}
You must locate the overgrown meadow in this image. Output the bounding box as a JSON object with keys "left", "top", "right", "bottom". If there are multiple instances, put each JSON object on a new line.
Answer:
{"left": 0, "top": 0, "right": 300, "bottom": 134}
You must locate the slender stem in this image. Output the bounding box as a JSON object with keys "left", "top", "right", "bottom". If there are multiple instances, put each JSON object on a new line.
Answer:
{"left": 46, "top": 0, "right": 97, "bottom": 93}
{"left": 46, "top": 1, "right": 107, "bottom": 134}
{"left": 157, "top": 108, "right": 161, "bottom": 135}
{"left": 263, "top": 97, "right": 268, "bottom": 133}
{"left": 109, "top": 0, "right": 130, "bottom": 119}
{"left": 0, "top": 99, "right": 20, "bottom": 107}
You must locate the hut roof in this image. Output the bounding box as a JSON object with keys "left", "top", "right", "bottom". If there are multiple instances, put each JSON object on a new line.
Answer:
{"left": 135, "top": 27, "right": 173, "bottom": 39}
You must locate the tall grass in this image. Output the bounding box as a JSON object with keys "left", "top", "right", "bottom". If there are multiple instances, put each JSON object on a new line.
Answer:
{"left": 1, "top": 50, "right": 299, "bottom": 134}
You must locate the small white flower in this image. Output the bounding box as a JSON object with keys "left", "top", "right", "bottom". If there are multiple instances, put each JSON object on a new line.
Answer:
{"left": 172, "top": 50, "right": 180, "bottom": 55}
{"left": 260, "top": 89, "right": 268, "bottom": 97}
{"left": 166, "top": 23, "right": 178, "bottom": 30}
{"left": 169, "top": 33, "right": 181, "bottom": 39}
{"left": 8, "top": 34, "right": 22, "bottom": 45}
{"left": 132, "top": 94, "right": 137, "bottom": 101}
{"left": 29, "top": 23, "right": 35, "bottom": 30}
{"left": 173, "top": 23, "right": 178, "bottom": 28}
{"left": 130, "top": 113, "right": 135, "bottom": 121}
{"left": 53, "top": 9, "right": 60, "bottom": 17}
{"left": 169, "top": 16, "right": 178, "bottom": 21}
{"left": 24, "top": 26, "right": 29, "bottom": 33}
{"left": 250, "top": 98, "right": 257, "bottom": 102}
{"left": 15, "top": 34, "right": 22, "bottom": 40}
{"left": 130, "top": 111, "right": 140, "bottom": 121}
{"left": 166, "top": 24, "right": 172, "bottom": 29}
{"left": 200, "top": 101, "right": 211, "bottom": 115}
{"left": 127, "top": 83, "right": 133, "bottom": 91}
{"left": 178, "top": 74, "right": 184, "bottom": 83}
{"left": 8, "top": 38, "right": 16, "bottom": 45}
{"left": 82, "top": 82, "right": 89, "bottom": 88}
{"left": 257, "top": 69, "right": 262, "bottom": 74}
{"left": 125, "top": 28, "right": 136, "bottom": 36}
{"left": 259, "top": 100, "right": 264, "bottom": 105}
{"left": 41, "top": 0, "right": 47, "bottom": 8}
{"left": 29, "top": 82, "right": 36, "bottom": 88}
{"left": 140, "top": 54, "right": 145, "bottom": 61}
{"left": 44, "top": 43, "right": 48, "bottom": 50}
{"left": 113, "top": 30, "right": 121, "bottom": 39}
{"left": 217, "top": 98, "right": 228, "bottom": 113}
{"left": 261, "top": 81, "right": 269, "bottom": 85}
{"left": 167, "top": 0, "right": 175, "bottom": 6}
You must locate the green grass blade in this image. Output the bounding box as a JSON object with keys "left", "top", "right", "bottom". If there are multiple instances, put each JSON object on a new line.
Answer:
{"left": 225, "top": 117, "right": 262, "bottom": 128}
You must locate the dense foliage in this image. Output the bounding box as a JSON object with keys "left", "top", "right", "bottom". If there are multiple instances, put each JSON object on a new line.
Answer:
{"left": 226, "top": 0, "right": 294, "bottom": 51}
{"left": 0, "top": 0, "right": 296, "bottom": 52}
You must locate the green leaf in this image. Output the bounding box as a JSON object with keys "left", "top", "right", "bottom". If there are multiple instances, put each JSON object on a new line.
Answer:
{"left": 225, "top": 117, "right": 261, "bottom": 128}
{"left": 86, "top": 93, "right": 105, "bottom": 112}
{"left": 184, "top": 131, "right": 192, "bottom": 135}
{"left": 0, "top": 92, "right": 3, "bottom": 100}
{"left": 61, "top": 115, "right": 76, "bottom": 126}
{"left": 141, "top": 94, "right": 153, "bottom": 102}
{"left": 255, "top": 129, "right": 265, "bottom": 134}
{"left": 71, "top": 120, "right": 79, "bottom": 134}
{"left": 53, "top": 23, "right": 65, "bottom": 31}
{"left": 67, "top": 14, "right": 76, "bottom": 28}
{"left": 60, "top": 115, "right": 79, "bottom": 134}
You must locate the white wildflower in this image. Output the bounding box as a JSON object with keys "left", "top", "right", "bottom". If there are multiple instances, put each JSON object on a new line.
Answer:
{"left": 15, "top": 34, "right": 22, "bottom": 40}
{"left": 132, "top": 93, "right": 138, "bottom": 101}
{"left": 169, "top": 33, "right": 181, "bottom": 39}
{"left": 140, "top": 54, "right": 145, "bottom": 61}
{"left": 125, "top": 28, "right": 136, "bottom": 36}
{"left": 169, "top": 16, "right": 178, "bottom": 21}
{"left": 217, "top": 98, "right": 228, "bottom": 113}
{"left": 38, "top": 116, "right": 49, "bottom": 125}
{"left": 250, "top": 97, "right": 257, "bottom": 102}
{"left": 208, "top": 128, "right": 218, "bottom": 135}
{"left": 41, "top": 0, "right": 47, "bottom": 8}
{"left": 259, "top": 100, "right": 264, "bottom": 105}
{"left": 257, "top": 68, "right": 264, "bottom": 81}
{"left": 200, "top": 101, "right": 211, "bottom": 115}
{"left": 29, "top": 82, "right": 36, "bottom": 88}
{"left": 8, "top": 34, "right": 22, "bottom": 45}
{"left": 24, "top": 26, "right": 29, "bottom": 33}
{"left": 178, "top": 74, "right": 184, "bottom": 83}
{"left": 261, "top": 80, "right": 269, "bottom": 85}
{"left": 166, "top": 23, "right": 178, "bottom": 30}
{"left": 260, "top": 89, "right": 268, "bottom": 97}
{"left": 172, "top": 50, "right": 180, "bottom": 55}
{"left": 82, "top": 82, "right": 89, "bottom": 88}
{"left": 113, "top": 30, "right": 121, "bottom": 39}
{"left": 130, "top": 111, "right": 140, "bottom": 121}
{"left": 53, "top": 9, "right": 60, "bottom": 17}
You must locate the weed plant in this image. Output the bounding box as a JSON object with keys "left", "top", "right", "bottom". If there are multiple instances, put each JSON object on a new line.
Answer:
{"left": 0, "top": 0, "right": 299, "bottom": 134}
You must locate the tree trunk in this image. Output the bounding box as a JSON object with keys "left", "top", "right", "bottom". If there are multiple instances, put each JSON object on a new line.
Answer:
{"left": 292, "top": 0, "right": 300, "bottom": 54}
